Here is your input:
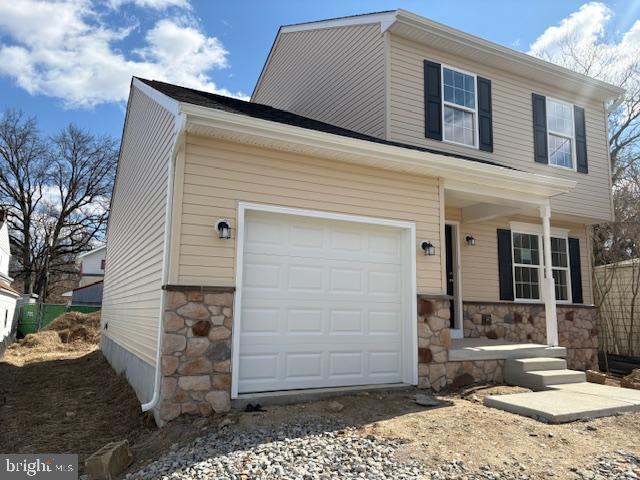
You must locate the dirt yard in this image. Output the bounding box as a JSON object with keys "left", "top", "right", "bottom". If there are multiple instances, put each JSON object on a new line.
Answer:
{"left": 1, "top": 316, "right": 639, "bottom": 479}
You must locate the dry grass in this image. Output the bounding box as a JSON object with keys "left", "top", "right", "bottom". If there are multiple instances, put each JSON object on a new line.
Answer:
{"left": 4, "top": 311, "right": 101, "bottom": 366}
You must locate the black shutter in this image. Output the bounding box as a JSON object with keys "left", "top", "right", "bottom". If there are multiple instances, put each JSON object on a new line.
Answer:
{"left": 497, "top": 229, "right": 514, "bottom": 301}
{"left": 477, "top": 76, "right": 493, "bottom": 152}
{"left": 568, "top": 238, "right": 583, "bottom": 304}
{"left": 532, "top": 93, "right": 548, "bottom": 164}
{"left": 574, "top": 106, "right": 588, "bottom": 173}
{"left": 424, "top": 60, "right": 442, "bottom": 140}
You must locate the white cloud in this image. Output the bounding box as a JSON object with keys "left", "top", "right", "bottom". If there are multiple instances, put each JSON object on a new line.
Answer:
{"left": 108, "top": 0, "right": 189, "bottom": 9}
{"left": 0, "top": 0, "right": 248, "bottom": 107}
{"left": 528, "top": 2, "right": 640, "bottom": 87}
{"left": 529, "top": 2, "right": 612, "bottom": 57}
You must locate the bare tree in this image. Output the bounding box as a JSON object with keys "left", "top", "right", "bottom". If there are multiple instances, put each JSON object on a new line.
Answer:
{"left": 0, "top": 110, "right": 117, "bottom": 301}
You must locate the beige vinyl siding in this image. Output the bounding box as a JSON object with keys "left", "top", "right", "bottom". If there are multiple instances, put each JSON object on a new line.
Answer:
{"left": 177, "top": 135, "right": 442, "bottom": 293}
{"left": 102, "top": 87, "right": 175, "bottom": 366}
{"left": 389, "top": 33, "right": 613, "bottom": 222}
{"left": 252, "top": 24, "right": 386, "bottom": 139}
{"left": 445, "top": 211, "right": 593, "bottom": 304}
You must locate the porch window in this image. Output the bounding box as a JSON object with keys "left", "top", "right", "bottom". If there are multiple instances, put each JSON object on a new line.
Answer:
{"left": 442, "top": 67, "right": 477, "bottom": 147}
{"left": 511, "top": 229, "right": 572, "bottom": 302}
{"left": 551, "top": 237, "right": 570, "bottom": 301}
{"left": 512, "top": 232, "right": 541, "bottom": 300}
{"left": 547, "top": 98, "right": 575, "bottom": 169}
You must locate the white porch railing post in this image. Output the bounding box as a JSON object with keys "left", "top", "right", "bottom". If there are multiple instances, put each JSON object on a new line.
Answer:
{"left": 540, "top": 202, "right": 558, "bottom": 346}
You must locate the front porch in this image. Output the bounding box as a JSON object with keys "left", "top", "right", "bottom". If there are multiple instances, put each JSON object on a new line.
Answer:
{"left": 417, "top": 296, "right": 599, "bottom": 391}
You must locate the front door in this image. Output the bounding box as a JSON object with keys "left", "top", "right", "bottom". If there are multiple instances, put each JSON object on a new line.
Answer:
{"left": 445, "top": 225, "right": 455, "bottom": 328}
{"left": 445, "top": 223, "right": 462, "bottom": 337}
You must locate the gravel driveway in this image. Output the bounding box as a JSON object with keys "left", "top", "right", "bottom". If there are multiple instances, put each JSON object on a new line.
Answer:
{"left": 125, "top": 415, "right": 640, "bottom": 480}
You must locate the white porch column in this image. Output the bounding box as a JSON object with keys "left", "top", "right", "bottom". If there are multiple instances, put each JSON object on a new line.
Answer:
{"left": 540, "top": 202, "right": 559, "bottom": 346}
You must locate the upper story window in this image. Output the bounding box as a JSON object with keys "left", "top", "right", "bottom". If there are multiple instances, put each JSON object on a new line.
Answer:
{"left": 546, "top": 98, "right": 575, "bottom": 170}
{"left": 442, "top": 67, "right": 477, "bottom": 147}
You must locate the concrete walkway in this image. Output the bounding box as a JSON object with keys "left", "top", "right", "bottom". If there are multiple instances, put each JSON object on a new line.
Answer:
{"left": 485, "top": 382, "right": 640, "bottom": 423}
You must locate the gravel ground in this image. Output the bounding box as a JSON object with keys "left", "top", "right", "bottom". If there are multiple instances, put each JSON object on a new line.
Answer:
{"left": 127, "top": 418, "right": 430, "bottom": 479}
{"left": 126, "top": 417, "right": 640, "bottom": 480}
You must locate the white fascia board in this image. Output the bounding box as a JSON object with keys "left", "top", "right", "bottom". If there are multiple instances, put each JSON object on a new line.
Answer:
{"left": 393, "top": 9, "right": 624, "bottom": 102}
{"left": 132, "top": 78, "right": 181, "bottom": 120}
{"left": 280, "top": 11, "right": 397, "bottom": 34}
{"left": 179, "top": 103, "right": 576, "bottom": 203}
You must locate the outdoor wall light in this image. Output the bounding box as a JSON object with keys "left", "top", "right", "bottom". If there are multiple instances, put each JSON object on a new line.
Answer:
{"left": 465, "top": 235, "right": 476, "bottom": 246}
{"left": 420, "top": 240, "right": 436, "bottom": 256}
{"left": 215, "top": 219, "right": 231, "bottom": 239}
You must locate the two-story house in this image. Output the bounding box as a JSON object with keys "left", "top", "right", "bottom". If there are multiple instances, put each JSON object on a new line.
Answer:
{"left": 101, "top": 10, "right": 623, "bottom": 424}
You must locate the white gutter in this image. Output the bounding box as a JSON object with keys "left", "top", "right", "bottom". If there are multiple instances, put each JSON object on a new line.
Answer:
{"left": 141, "top": 112, "right": 186, "bottom": 413}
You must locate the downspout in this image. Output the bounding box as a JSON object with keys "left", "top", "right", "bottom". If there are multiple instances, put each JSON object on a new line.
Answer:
{"left": 142, "top": 111, "right": 187, "bottom": 413}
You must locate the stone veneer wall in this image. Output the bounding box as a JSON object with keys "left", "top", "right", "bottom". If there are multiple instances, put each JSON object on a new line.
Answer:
{"left": 156, "top": 291, "right": 598, "bottom": 423}
{"left": 463, "top": 302, "right": 599, "bottom": 371}
{"left": 417, "top": 296, "right": 504, "bottom": 391}
{"left": 157, "top": 287, "right": 234, "bottom": 424}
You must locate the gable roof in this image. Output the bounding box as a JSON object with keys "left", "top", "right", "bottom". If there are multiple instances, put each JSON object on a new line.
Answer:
{"left": 257, "top": 9, "right": 623, "bottom": 103}
{"left": 137, "top": 78, "right": 513, "bottom": 170}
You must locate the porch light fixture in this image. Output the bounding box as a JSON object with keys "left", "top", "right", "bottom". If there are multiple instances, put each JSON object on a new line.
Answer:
{"left": 215, "top": 219, "right": 231, "bottom": 239}
{"left": 420, "top": 240, "right": 435, "bottom": 256}
{"left": 465, "top": 235, "right": 476, "bottom": 246}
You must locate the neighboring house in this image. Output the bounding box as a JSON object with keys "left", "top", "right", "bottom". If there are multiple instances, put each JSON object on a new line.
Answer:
{"left": 77, "top": 246, "right": 106, "bottom": 287}
{"left": 0, "top": 209, "right": 20, "bottom": 355}
{"left": 594, "top": 259, "right": 640, "bottom": 358}
{"left": 101, "top": 10, "right": 623, "bottom": 424}
{"left": 63, "top": 246, "right": 106, "bottom": 301}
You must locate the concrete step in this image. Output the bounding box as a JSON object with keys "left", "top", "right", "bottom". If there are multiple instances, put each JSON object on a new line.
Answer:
{"left": 505, "top": 368, "right": 586, "bottom": 390}
{"left": 505, "top": 357, "right": 567, "bottom": 375}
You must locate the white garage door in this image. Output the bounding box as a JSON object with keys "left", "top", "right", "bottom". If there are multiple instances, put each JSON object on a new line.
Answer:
{"left": 237, "top": 210, "right": 409, "bottom": 394}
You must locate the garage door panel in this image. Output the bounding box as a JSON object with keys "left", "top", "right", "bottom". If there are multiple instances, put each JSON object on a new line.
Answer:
{"left": 241, "top": 307, "right": 279, "bottom": 334}
{"left": 239, "top": 211, "right": 408, "bottom": 394}
{"left": 287, "top": 308, "right": 324, "bottom": 334}
{"left": 238, "top": 346, "right": 403, "bottom": 392}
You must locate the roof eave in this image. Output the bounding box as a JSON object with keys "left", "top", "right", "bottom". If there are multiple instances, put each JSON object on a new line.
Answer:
{"left": 179, "top": 102, "right": 575, "bottom": 204}
{"left": 392, "top": 9, "right": 624, "bottom": 102}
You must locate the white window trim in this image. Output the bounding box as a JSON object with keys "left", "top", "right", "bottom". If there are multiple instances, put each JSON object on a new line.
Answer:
{"left": 509, "top": 222, "right": 572, "bottom": 304}
{"left": 546, "top": 97, "right": 577, "bottom": 172}
{"left": 441, "top": 64, "right": 479, "bottom": 150}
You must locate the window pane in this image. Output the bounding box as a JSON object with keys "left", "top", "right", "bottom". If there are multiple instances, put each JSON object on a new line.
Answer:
{"left": 444, "top": 85, "right": 454, "bottom": 103}
{"left": 553, "top": 269, "right": 569, "bottom": 301}
{"left": 551, "top": 237, "right": 568, "bottom": 267}
{"left": 443, "top": 67, "right": 475, "bottom": 108}
{"left": 443, "top": 105, "right": 475, "bottom": 146}
{"left": 513, "top": 233, "right": 539, "bottom": 265}
{"left": 547, "top": 100, "right": 573, "bottom": 136}
{"left": 549, "top": 134, "right": 573, "bottom": 168}
{"left": 515, "top": 266, "right": 540, "bottom": 300}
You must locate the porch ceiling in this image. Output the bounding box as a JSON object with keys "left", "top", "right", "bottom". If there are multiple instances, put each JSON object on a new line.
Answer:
{"left": 445, "top": 189, "right": 540, "bottom": 223}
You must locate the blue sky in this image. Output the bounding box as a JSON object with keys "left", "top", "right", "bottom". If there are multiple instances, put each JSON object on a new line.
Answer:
{"left": 0, "top": 0, "right": 638, "bottom": 138}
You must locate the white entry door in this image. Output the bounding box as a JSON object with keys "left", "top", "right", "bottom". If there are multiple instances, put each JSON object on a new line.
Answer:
{"left": 237, "top": 210, "right": 409, "bottom": 394}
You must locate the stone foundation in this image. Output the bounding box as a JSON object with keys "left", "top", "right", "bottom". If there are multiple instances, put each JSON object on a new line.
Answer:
{"left": 417, "top": 296, "right": 504, "bottom": 391}
{"left": 463, "top": 302, "right": 599, "bottom": 371}
{"left": 156, "top": 287, "right": 234, "bottom": 424}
